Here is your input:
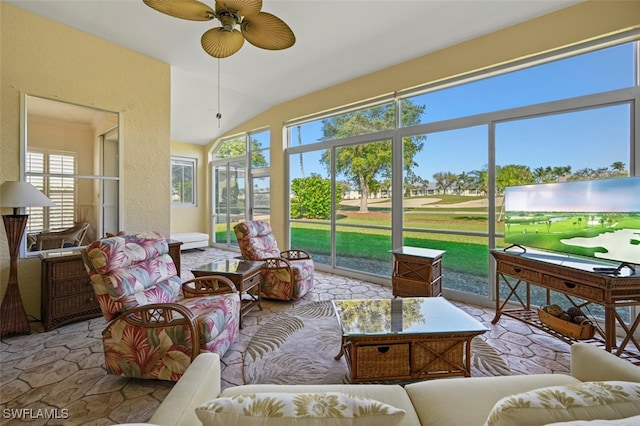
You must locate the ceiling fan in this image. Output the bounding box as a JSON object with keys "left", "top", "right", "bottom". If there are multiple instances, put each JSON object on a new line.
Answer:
{"left": 143, "top": 0, "right": 296, "bottom": 58}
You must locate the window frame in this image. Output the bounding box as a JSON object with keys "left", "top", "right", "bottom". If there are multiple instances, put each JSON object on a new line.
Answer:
{"left": 171, "top": 156, "right": 197, "bottom": 207}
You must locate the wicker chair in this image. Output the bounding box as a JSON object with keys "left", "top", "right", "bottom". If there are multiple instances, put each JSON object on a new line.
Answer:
{"left": 82, "top": 231, "right": 241, "bottom": 381}
{"left": 33, "top": 221, "right": 90, "bottom": 251}
{"left": 233, "top": 220, "right": 314, "bottom": 301}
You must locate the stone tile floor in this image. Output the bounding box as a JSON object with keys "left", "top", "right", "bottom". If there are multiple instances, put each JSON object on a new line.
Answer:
{"left": 0, "top": 247, "right": 573, "bottom": 425}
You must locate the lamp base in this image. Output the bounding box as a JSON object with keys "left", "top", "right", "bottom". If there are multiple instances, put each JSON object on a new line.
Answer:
{"left": 0, "top": 280, "right": 30, "bottom": 336}
{"left": 0, "top": 215, "right": 31, "bottom": 337}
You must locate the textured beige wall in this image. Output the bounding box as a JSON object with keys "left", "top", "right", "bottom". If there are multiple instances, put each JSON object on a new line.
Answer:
{"left": 0, "top": 3, "right": 171, "bottom": 318}
{"left": 210, "top": 0, "right": 640, "bottom": 247}
{"left": 170, "top": 141, "right": 210, "bottom": 235}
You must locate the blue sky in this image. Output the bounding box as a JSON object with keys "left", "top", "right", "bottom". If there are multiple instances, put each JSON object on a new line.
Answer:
{"left": 290, "top": 42, "right": 633, "bottom": 183}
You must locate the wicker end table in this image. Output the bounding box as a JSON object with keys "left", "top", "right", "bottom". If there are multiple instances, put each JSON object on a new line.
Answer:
{"left": 332, "top": 297, "right": 489, "bottom": 383}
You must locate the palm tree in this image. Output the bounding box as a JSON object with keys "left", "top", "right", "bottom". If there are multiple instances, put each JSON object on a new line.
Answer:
{"left": 610, "top": 161, "right": 626, "bottom": 177}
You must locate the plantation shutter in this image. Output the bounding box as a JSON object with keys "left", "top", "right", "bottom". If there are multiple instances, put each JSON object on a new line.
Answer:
{"left": 48, "top": 153, "right": 76, "bottom": 229}
{"left": 26, "top": 151, "right": 45, "bottom": 233}
{"left": 25, "top": 150, "right": 77, "bottom": 232}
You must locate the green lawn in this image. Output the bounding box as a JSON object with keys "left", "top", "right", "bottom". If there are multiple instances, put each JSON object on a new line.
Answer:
{"left": 218, "top": 195, "right": 499, "bottom": 277}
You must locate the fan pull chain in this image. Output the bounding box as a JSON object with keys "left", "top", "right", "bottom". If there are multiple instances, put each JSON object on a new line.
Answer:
{"left": 216, "top": 58, "right": 222, "bottom": 128}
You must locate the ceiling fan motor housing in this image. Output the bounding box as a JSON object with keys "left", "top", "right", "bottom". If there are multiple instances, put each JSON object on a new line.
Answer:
{"left": 216, "top": 8, "right": 241, "bottom": 32}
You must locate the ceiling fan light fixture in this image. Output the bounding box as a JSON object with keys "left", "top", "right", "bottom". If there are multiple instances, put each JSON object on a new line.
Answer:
{"left": 216, "top": 10, "right": 240, "bottom": 31}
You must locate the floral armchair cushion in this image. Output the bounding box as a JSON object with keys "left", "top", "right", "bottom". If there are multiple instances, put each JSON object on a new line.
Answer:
{"left": 84, "top": 231, "right": 182, "bottom": 320}
{"left": 102, "top": 292, "right": 240, "bottom": 380}
{"left": 234, "top": 220, "right": 282, "bottom": 260}
{"left": 234, "top": 221, "right": 315, "bottom": 300}
{"left": 261, "top": 259, "right": 315, "bottom": 300}
{"left": 83, "top": 231, "right": 241, "bottom": 381}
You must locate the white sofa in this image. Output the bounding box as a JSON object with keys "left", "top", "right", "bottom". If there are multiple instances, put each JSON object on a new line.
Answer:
{"left": 133, "top": 343, "right": 640, "bottom": 426}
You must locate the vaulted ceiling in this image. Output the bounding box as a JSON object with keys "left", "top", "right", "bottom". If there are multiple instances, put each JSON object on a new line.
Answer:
{"left": 7, "top": 0, "right": 581, "bottom": 145}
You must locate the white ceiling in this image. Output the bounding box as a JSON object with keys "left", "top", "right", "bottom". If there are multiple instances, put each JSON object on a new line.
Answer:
{"left": 8, "top": 0, "right": 581, "bottom": 145}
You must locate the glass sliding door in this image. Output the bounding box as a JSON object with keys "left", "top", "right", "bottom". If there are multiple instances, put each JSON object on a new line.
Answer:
{"left": 334, "top": 140, "right": 393, "bottom": 276}
{"left": 289, "top": 140, "right": 394, "bottom": 277}
{"left": 403, "top": 126, "right": 489, "bottom": 296}
{"left": 212, "top": 160, "right": 246, "bottom": 247}
{"left": 289, "top": 150, "right": 331, "bottom": 265}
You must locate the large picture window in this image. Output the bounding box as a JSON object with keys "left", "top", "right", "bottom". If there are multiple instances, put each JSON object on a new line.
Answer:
{"left": 285, "top": 36, "right": 640, "bottom": 306}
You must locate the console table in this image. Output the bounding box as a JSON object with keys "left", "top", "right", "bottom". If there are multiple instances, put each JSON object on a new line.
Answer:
{"left": 491, "top": 249, "right": 640, "bottom": 361}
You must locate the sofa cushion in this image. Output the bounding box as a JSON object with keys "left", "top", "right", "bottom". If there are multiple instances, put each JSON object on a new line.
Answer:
{"left": 484, "top": 381, "right": 640, "bottom": 426}
{"left": 195, "top": 392, "right": 406, "bottom": 426}
{"left": 405, "top": 373, "right": 580, "bottom": 426}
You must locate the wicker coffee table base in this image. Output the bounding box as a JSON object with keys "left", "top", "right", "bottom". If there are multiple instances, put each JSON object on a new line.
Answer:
{"left": 336, "top": 332, "right": 483, "bottom": 383}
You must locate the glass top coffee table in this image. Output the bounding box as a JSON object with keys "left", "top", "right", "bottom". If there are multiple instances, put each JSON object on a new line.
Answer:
{"left": 332, "top": 297, "right": 489, "bottom": 383}
{"left": 192, "top": 259, "right": 263, "bottom": 328}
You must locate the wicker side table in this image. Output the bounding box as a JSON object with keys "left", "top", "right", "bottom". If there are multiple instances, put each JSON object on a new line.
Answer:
{"left": 40, "top": 250, "right": 101, "bottom": 331}
{"left": 391, "top": 246, "right": 446, "bottom": 297}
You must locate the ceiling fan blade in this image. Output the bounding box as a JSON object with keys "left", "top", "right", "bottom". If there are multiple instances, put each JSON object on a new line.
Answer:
{"left": 201, "top": 27, "right": 245, "bottom": 58}
{"left": 215, "top": 0, "right": 262, "bottom": 17}
{"left": 241, "top": 12, "right": 295, "bottom": 51}
{"left": 143, "top": 0, "right": 214, "bottom": 21}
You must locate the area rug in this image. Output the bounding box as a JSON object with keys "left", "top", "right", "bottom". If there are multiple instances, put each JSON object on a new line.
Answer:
{"left": 243, "top": 301, "right": 511, "bottom": 384}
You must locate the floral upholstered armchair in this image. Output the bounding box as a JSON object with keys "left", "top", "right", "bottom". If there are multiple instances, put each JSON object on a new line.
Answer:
{"left": 82, "top": 231, "right": 240, "bottom": 381}
{"left": 233, "top": 220, "right": 314, "bottom": 301}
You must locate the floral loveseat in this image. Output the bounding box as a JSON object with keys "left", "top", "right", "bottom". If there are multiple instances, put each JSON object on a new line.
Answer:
{"left": 83, "top": 231, "right": 241, "bottom": 381}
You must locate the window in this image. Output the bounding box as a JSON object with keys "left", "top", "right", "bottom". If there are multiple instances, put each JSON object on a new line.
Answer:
{"left": 23, "top": 94, "right": 120, "bottom": 254}
{"left": 289, "top": 99, "right": 396, "bottom": 146}
{"left": 26, "top": 150, "right": 77, "bottom": 233}
{"left": 250, "top": 129, "right": 270, "bottom": 168}
{"left": 285, "top": 36, "right": 639, "bottom": 300}
{"left": 214, "top": 135, "right": 246, "bottom": 158}
{"left": 171, "top": 157, "right": 197, "bottom": 206}
{"left": 211, "top": 129, "right": 271, "bottom": 247}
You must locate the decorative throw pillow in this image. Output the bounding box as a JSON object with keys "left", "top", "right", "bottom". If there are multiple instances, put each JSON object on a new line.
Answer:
{"left": 195, "top": 392, "right": 406, "bottom": 426}
{"left": 484, "top": 381, "right": 640, "bottom": 426}
{"left": 544, "top": 414, "right": 640, "bottom": 425}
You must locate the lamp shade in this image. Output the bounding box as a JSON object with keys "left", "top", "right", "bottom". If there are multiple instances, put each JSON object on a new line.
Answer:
{"left": 0, "top": 181, "right": 55, "bottom": 209}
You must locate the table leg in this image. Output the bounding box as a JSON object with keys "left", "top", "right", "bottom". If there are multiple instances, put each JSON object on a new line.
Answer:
{"left": 335, "top": 339, "right": 347, "bottom": 360}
